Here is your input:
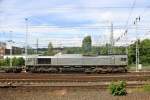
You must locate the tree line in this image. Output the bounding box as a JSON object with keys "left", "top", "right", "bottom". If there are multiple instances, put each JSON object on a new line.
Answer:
{"left": 1, "top": 36, "right": 149, "bottom": 66}
{"left": 4, "top": 36, "right": 147, "bottom": 66}
{"left": 45, "top": 36, "right": 150, "bottom": 65}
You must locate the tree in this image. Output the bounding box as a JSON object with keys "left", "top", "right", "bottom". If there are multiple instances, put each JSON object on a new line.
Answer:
{"left": 139, "top": 39, "right": 150, "bottom": 64}
{"left": 17, "top": 57, "right": 25, "bottom": 66}
{"left": 0, "top": 59, "right": 5, "bottom": 66}
{"left": 4, "top": 57, "right": 10, "bottom": 66}
{"left": 12, "top": 57, "right": 18, "bottom": 66}
{"left": 128, "top": 39, "right": 150, "bottom": 65}
{"left": 27, "top": 46, "right": 35, "bottom": 54}
{"left": 82, "top": 36, "right": 92, "bottom": 55}
{"left": 47, "top": 42, "right": 54, "bottom": 56}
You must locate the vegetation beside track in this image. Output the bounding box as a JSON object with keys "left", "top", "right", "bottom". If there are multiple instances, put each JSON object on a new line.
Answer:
{"left": 0, "top": 57, "right": 24, "bottom": 67}
{"left": 108, "top": 81, "right": 127, "bottom": 96}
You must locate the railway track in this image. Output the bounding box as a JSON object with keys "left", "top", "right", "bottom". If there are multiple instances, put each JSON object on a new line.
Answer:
{"left": 0, "top": 75, "right": 149, "bottom": 82}
{"left": 0, "top": 72, "right": 150, "bottom": 81}
{"left": 0, "top": 79, "right": 148, "bottom": 89}
{"left": 0, "top": 80, "right": 150, "bottom": 89}
{"left": 0, "top": 72, "right": 150, "bottom": 88}
{"left": 0, "top": 71, "right": 150, "bottom": 79}
{"left": 0, "top": 72, "right": 149, "bottom": 88}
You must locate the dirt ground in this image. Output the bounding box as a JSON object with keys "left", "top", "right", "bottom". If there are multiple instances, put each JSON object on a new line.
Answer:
{"left": 0, "top": 87, "right": 150, "bottom": 100}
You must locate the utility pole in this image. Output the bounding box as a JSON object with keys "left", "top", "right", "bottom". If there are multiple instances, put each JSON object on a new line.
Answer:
{"left": 25, "top": 18, "right": 28, "bottom": 68}
{"left": 9, "top": 31, "right": 13, "bottom": 67}
{"left": 125, "top": 33, "right": 129, "bottom": 66}
{"left": 109, "top": 22, "right": 114, "bottom": 54}
{"left": 125, "top": 30, "right": 128, "bottom": 56}
{"left": 36, "top": 38, "right": 38, "bottom": 54}
{"left": 134, "top": 16, "right": 140, "bottom": 72}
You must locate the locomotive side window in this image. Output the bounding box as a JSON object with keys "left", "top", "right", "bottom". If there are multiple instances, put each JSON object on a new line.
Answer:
{"left": 121, "top": 58, "right": 127, "bottom": 61}
{"left": 38, "top": 58, "right": 51, "bottom": 64}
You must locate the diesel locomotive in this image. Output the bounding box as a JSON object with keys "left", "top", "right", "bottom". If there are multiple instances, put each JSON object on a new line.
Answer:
{"left": 26, "top": 54, "right": 128, "bottom": 73}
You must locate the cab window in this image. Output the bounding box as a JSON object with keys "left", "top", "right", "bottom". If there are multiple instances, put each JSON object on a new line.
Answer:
{"left": 121, "top": 58, "right": 127, "bottom": 61}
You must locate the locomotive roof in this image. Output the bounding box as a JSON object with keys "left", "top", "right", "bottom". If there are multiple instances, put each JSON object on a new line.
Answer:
{"left": 33, "top": 54, "right": 127, "bottom": 58}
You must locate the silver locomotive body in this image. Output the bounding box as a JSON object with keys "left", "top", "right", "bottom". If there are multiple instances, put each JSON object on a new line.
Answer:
{"left": 26, "top": 54, "right": 127, "bottom": 73}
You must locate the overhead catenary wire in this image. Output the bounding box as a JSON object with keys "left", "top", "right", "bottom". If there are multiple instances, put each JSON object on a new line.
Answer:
{"left": 1, "top": 3, "right": 150, "bottom": 48}
{"left": 115, "top": 0, "right": 137, "bottom": 43}
{"left": 115, "top": 1, "right": 150, "bottom": 47}
{"left": 2, "top": 6, "right": 150, "bottom": 10}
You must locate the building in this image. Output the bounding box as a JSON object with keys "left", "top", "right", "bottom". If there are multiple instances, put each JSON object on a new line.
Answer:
{"left": 0, "top": 42, "right": 6, "bottom": 59}
{"left": 0, "top": 41, "right": 24, "bottom": 59}
{"left": 5, "top": 46, "right": 24, "bottom": 55}
{"left": 0, "top": 47, "right": 5, "bottom": 59}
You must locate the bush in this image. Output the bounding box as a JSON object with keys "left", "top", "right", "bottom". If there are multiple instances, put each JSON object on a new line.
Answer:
{"left": 12, "top": 57, "right": 25, "bottom": 66}
{"left": 0, "top": 59, "right": 5, "bottom": 66}
{"left": 108, "top": 81, "right": 127, "bottom": 96}
{"left": 0, "top": 57, "right": 25, "bottom": 67}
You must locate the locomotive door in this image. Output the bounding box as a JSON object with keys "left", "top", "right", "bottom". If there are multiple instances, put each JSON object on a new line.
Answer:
{"left": 110, "top": 56, "right": 115, "bottom": 65}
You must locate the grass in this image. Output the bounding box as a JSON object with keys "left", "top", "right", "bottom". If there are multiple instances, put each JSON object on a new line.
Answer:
{"left": 128, "top": 64, "right": 150, "bottom": 71}
{"left": 131, "top": 84, "right": 150, "bottom": 93}
{"left": 143, "top": 84, "right": 150, "bottom": 92}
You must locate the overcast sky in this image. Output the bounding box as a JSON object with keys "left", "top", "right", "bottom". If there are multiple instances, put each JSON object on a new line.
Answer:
{"left": 0, "top": 0, "right": 150, "bottom": 47}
